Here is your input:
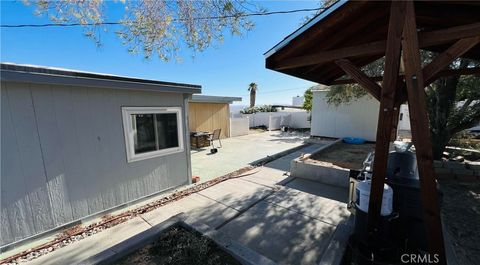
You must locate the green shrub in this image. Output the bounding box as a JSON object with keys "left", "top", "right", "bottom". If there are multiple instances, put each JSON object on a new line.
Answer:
{"left": 240, "top": 105, "right": 277, "bottom": 114}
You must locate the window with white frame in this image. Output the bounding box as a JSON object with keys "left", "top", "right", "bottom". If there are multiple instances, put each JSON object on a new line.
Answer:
{"left": 122, "top": 107, "right": 184, "bottom": 162}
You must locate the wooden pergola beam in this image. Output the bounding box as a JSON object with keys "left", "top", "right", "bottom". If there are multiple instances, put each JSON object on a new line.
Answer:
{"left": 402, "top": 1, "right": 446, "bottom": 263}
{"left": 423, "top": 36, "right": 480, "bottom": 86}
{"left": 330, "top": 67, "right": 480, "bottom": 85}
{"left": 367, "top": 0, "right": 406, "bottom": 237}
{"left": 419, "top": 22, "right": 480, "bottom": 48}
{"left": 272, "top": 22, "right": 480, "bottom": 71}
{"left": 334, "top": 59, "right": 382, "bottom": 101}
{"left": 276, "top": 41, "right": 385, "bottom": 70}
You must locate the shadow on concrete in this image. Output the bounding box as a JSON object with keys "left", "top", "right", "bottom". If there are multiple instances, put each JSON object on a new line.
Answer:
{"left": 284, "top": 178, "right": 349, "bottom": 204}
{"left": 190, "top": 147, "right": 208, "bottom": 154}
{"left": 260, "top": 158, "right": 292, "bottom": 172}
{"left": 214, "top": 190, "right": 349, "bottom": 265}
{"left": 192, "top": 178, "right": 350, "bottom": 265}
{"left": 33, "top": 176, "right": 350, "bottom": 265}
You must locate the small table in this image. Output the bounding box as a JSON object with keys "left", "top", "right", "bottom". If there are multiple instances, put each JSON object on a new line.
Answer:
{"left": 190, "top": 132, "right": 211, "bottom": 149}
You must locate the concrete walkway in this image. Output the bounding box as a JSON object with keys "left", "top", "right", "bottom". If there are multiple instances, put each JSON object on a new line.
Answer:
{"left": 24, "top": 144, "right": 350, "bottom": 265}
{"left": 191, "top": 130, "right": 309, "bottom": 182}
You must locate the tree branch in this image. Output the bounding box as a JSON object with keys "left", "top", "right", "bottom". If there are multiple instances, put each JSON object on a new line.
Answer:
{"left": 458, "top": 98, "right": 474, "bottom": 114}
{"left": 449, "top": 103, "right": 480, "bottom": 135}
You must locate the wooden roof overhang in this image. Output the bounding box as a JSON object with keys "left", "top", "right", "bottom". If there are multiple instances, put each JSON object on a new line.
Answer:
{"left": 265, "top": 1, "right": 480, "bottom": 264}
{"left": 265, "top": 0, "right": 480, "bottom": 86}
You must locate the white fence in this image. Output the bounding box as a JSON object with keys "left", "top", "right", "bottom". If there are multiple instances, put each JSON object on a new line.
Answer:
{"left": 289, "top": 112, "right": 311, "bottom": 129}
{"left": 269, "top": 115, "right": 282, "bottom": 130}
{"left": 230, "top": 117, "right": 250, "bottom": 137}
{"left": 239, "top": 111, "right": 310, "bottom": 131}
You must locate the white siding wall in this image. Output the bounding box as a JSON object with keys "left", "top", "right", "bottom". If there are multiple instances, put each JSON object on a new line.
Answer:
{"left": 398, "top": 104, "right": 411, "bottom": 131}
{"left": 311, "top": 90, "right": 379, "bottom": 141}
{"left": 1, "top": 81, "right": 190, "bottom": 246}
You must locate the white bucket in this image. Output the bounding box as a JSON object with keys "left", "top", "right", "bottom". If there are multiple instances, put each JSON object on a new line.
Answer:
{"left": 356, "top": 180, "right": 393, "bottom": 216}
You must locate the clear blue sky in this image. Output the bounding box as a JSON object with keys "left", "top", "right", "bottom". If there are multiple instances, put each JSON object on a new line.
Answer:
{"left": 1, "top": 1, "right": 320, "bottom": 105}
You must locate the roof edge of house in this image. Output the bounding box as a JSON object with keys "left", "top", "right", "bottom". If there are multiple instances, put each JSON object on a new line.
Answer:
{"left": 0, "top": 62, "right": 202, "bottom": 94}
{"left": 190, "top": 95, "right": 242, "bottom": 104}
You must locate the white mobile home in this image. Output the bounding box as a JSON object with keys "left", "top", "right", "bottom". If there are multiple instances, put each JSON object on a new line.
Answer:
{"left": 0, "top": 63, "right": 201, "bottom": 248}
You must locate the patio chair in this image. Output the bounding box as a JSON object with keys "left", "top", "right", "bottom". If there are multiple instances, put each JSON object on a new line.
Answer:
{"left": 209, "top": 129, "right": 222, "bottom": 148}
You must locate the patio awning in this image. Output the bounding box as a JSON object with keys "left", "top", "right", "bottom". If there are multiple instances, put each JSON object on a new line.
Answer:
{"left": 265, "top": 1, "right": 480, "bottom": 264}
{"left": 265, "top": 0, "right": 480, "bottom": 85}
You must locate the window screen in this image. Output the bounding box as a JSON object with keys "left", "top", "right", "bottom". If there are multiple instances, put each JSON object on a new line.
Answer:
{"left": 133, "top": 113, "right": 179, "bottom": 154}
{"left": 122, "top": 107, "right": 183, "bottom": 162}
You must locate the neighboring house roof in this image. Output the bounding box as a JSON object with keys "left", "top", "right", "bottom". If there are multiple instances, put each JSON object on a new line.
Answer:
{"left": 190, "top": 95, "right": 242, "bottom": 104}
{"left": 0, "top": 62, "right": 202, "bottom": 94}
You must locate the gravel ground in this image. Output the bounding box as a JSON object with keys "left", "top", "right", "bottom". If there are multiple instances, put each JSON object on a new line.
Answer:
{"left": 440, "top": 181, "right": 480, "bottom": 265}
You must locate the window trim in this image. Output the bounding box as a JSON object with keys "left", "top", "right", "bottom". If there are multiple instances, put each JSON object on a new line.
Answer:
{"left": 122, "top": 106, "right": 184, "bottom": 163}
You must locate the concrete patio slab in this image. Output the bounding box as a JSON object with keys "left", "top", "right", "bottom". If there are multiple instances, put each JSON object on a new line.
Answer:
{"left": 197, "top": 178, "right": 273, "bottom": 212}
{"left": 18, "top": 143, "right": 351, "bottom": 265}
{"left": 219, "top": 201, "right": 337, "bottom": 265}
{"left": 141, "top": 193, "right": 239, "bottom": 229}
{"left": 285, "top": 178, "right": 349, "bottom": 203}
{"left": 191, "top": 131, "right": 309, "bottom": 182}
{"left": 261, "top": 144, "right": 324, "bottom": 172}
{"left": 265, "top": 187, "right": 350, "bottom": 226}
{"left": 239, "top": 167, "right": 290, "bottom": 188}
{"left": 26, "top": 218, "right": 151, "bottom": 265}
{"left": 239, "top": 144, "right": 326, "bottom": 188}
{"left": 318, "top": 222, "right": 353, "bottom": 265}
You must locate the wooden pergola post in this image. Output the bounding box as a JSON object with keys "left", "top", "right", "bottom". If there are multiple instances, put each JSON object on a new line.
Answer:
{"left": 367, "top": 1, "right": 406, "bottom": 240}
{"left": 361, "top": 2, "right": 478, "bottom": 263}
{"left": 400, "top": 1, "right": 445, "bottom": 262}
{"left": 333, "top": 2, "right": 478, "bottom": 263}
{"left": 266, "top": 1, "right": 480, "bottom": 264}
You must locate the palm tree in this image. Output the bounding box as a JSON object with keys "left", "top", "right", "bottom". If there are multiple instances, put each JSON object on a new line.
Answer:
{"left": 248, "top": 82, "right": 258, "bottom": 108}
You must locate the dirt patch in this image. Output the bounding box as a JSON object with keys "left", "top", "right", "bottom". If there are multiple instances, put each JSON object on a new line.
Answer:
{"left": 440, "top": 181, "right": 480, "bottom": 265}
{"left": 309, "top": 142, "right": 375, "bottom": 170}
{"left": 115, "top": 226, "right": 241, "bottom": 265}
